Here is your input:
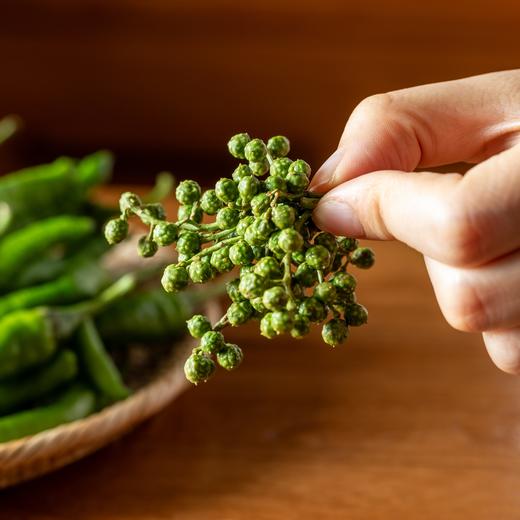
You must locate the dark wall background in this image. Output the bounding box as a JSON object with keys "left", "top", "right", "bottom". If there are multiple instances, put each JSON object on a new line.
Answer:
{"left": 1, "top": 0, "right": 519, "bottom": 184}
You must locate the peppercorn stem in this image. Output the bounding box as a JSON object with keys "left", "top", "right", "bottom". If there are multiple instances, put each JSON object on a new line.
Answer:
{"left": 213, "top": 314, "right": 230, "bottom": 331}
{"left": 317, "top": 270, "right": 324, "bottom": 284}
{"left": 178, "top": 235, "right": 241, "bottom": 265}
{"left": 282, "top": 252, "right": 296, "bottom": 305}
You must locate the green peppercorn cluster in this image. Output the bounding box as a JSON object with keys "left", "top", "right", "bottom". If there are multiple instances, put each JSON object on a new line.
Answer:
{"left": 104, "top": 134, "right": 375, "bottom": 384}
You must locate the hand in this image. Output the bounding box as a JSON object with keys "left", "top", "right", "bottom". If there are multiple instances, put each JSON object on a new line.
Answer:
{"left": 310, "top": 70, "right": 520, "bottom": 374}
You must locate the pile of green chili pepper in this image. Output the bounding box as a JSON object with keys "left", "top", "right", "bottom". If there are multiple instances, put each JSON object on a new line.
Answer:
{"left": 0, "top": 144, "right": 203, "bottom": 443}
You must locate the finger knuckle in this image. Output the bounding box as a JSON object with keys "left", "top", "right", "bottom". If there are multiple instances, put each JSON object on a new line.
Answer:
{"left": 436, "top": 204, "right": 484, "bottom": 267}
{"left": 352, "top": 93, "right": 395, "bottom": 123}
{"left": 442, "top": 278, "right": 490, "bottom": 332}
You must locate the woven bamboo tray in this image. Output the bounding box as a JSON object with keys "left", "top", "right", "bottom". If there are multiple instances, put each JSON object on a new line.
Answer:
{"left": 0, "top": 300, "right": 220, "bottom": 489}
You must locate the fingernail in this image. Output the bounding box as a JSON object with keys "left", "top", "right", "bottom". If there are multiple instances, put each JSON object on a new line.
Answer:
{"left": 313, "top": 198, "right": 364, "bottom": 237}
{"left": 309, "top": 149, "right": 343, "bottom": 192}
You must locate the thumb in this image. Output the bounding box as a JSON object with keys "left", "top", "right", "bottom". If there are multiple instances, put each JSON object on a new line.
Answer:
{"left": 312, "top": 169, "right": 464, "bottom": 263}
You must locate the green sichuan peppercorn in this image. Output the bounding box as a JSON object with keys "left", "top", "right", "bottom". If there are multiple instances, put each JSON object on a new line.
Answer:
{"left": 262, "top": 286, "right": 288, "bottom": 311}
{"left": 314, "top": 232, "right": 337, "bottom": 253}
{"left": 350, "top": 247, "right": 376, "bottom": 269}
{"left": 313, "top": 282, "right": 337, "bottom": 303}
{"left": 216, "top": 207, "right": 240, "bottom": 229}
{"left": 250, "top": 296, "right": 268, "bottom": 314}
{"left": 161, "top": 264, "right": 189, "bottom": 292}
{"left": 345, "top": 302, "right": 368, "bottom": 326}
{"left": 140, "top": 203, "right": 166, "bottom": 223}
{"left": 271, "top": 310, "right": 294, "bottom": 334}
{"left": 217, "top": 344, "right": 243, "bottom": 371}
{"left": 188, "top": 260, "right": 214, "bottom": 284}
{"left": 337, "top": 237, "right": 359, "bottom": 253}
{"left": 298, "top": 297, "right": 327, "bottom": 322}
{"left": 152, "top": 221, "right": 179, "bottom": 246}
{"left": 176, "top": 180, "right": 201, "bottom": 205}
{"left": 119, "top": 192, "right": 141, "bottom": 215}
{"left": 232, "top": 164, "right": 252, "bottom": 182}
{"left": 178, "top": 204, "right": 203, "bottom": 223}
{"left": 239, "top": 272, "right": 267, "bottom": 299}
{"left": 305, "top": 245, "right": 331, "bottom": 270}
{"left": 244, "top": 220, "right": 273, "bottom": 247}
{"left": 137, "top": 236, "right": 158, "bottom": 258}
{"left": 227, "top": 133, "right": 251, "bottom": 159}
{"left": 272, "top": 204, "right": 296, "bottom": 230}
{"left": 184, "top": 351, "right": 216, "bottom": 384}
{"left": 227, "top": 301, "right": 253, "bottom": 326}
{"left": 254, "top": 256, "right": 282, "bottom": 279}
{"left": 215, "top": 178, "right": 239, "bottom": 203}
{"left": 270, "top": 157, "right": 292, "bottom": 178}
{"left": 104, "top": 218, "right": 129, "bottom": 245}
{"left": 236, "top": 216, "right": 254, "bottom": 236}
{"left": 264, "top": 175, "right": 287, "bottom": 192}
{"left": 288, "top": 159, "right": 311, "bottom": 177}
{"left": 278, "top": 229, "right": 304, "bottom": 253}
{"left": 249, "top": 159, "right": 270, "bottom": 177}
{"left": 322, "top": 318, "right": 349, "bottom": 347}
{"left": 210, "top": 246, "right": 233, "bottom": 273}
{"left": 187, "top": 315, "right": 212, "bottom": 338}
{"left": 229, "top": 240, "right": 254, "bottom": 266}
{"left": 291, "top": 314, "right": 310, "bottom": 339}
{"left": 244, "top": 138, "right": 267, "bottom": 162}
{"left": 267, "top": 136, "right": 290, "bottom": 158}
{"left": 260, "top": 312, "right": 277, "bottom": 338}
{"left": 226, "top": 279, "right": 245, "bottom": 303}
{"left": 330, "top": 272, "right": 357, "bottom": 293}
{"left": 177, "top": 231, "right": 201, "bottom": 256}
{"left": 250, "top": 193, "right": 270, "bottom": 216}
{"left": 292, "top": 251, "right": 306, "bottom": 265}
{"left": 200, "top": 330, "right": 225, "bottom": 354}
{"left": 200, "top": 189, "right": 223, "bottom": 215}
{"left": 286, "top": 172, "right": 309, "bottom": 194}
{"left": 238, "top": 175, "right": 260, "bottom": 202}
{"left": 268, "top": 231, "right": 285, "bottom": 259}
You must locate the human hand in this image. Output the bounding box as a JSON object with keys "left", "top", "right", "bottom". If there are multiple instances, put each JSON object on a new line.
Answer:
{"left": 310, "top": 70, "right": 520, "bottom": 374}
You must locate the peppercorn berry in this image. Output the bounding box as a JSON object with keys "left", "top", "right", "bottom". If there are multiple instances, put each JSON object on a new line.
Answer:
{"left": 254, "top": 256, "right": 282, "bottom": 279}
{"left": 215, "top": 178, "right": 239, "bottom": 203}
{"left": 188, "top": 260, "right": 214, "bottom": 283}
{"left": 239, "top": 272, "right": 267, "bottom": 299}
{"left": 227, "top": 133, "right": 251, "bottom": 159}
{"left": 187, "top": 315, "right": 212, "bottom": 338}
{"left": 227, "top": 301, "right": 254, "bottom": 326}
{"left": 305, "top": 245, "right": 331, "bottom": 270}
{"left": 216, "top": 207, "right": 240, "bottom": 229}
{"left": 249, "top": 159, "right": 270, "bottom": 177}
{"left": 232, "top": 164, "right": 253, "bottom": 182}
{"left": 137, "top": 236, "right": 158, "bottom": 258}
{"left": 244, "top": 138, "right": 267, "bottom": 162}
{"left": 350, "top": 247, "right": 376, "bottom": 269}
{"left": 176, "top": 180, "right": 201, "bottom": 205}
{"left": 152, "top": 221, "right": 179, "bottom": 246}
{"left": 161, "top": 264, "right": 189, "bottom": 292}
{"left": 104, "top": 218, "right": 129, "bottom": 245}
{"left": 184, "top": 351, "right": 216, "bottom": 384}
{"left": 272, "top": 204, "right": 296, "bottom": 229}
{"left": 263, "top": 286, "right": 288, "bottom": 311}
{"left": 270, "top": 157, "right": 292, "bottom": 178}
{"left": 200, "top": 330, "right": 225, "bottom": 354}
{"left": 238, "top": 175, "right": 260, "bottom": 202}
{"left": 278, "top": 228, "right": 304, "bottom": 253}
{"left": 229, "top": 240, "right": 255, "bottom": 266}
{"left": 321, "top": 318, "right": 349, "bottom": 347}
{"left": 210, "top": 246, "right": 233, "bottom": 273}
{"left": 267, "top": 135, "right": 290, "bottom": 158}
{"left": 345, "top": 302, "right": 368, "bottom": 326}
{"left": 217, "top": 344, "right": 244, "bottom": 370}
{"left": 200, "top": 189, "right": 223, "bottom": 215}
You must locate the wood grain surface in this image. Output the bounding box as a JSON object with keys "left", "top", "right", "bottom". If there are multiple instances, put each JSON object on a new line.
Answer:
{"left": 2, "top": 187, "right": 520, "bottom": 518}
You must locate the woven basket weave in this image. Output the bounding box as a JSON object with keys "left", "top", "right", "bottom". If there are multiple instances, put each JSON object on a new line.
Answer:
{"left": 0, "top": 300, "right": 220, "bottom": 489}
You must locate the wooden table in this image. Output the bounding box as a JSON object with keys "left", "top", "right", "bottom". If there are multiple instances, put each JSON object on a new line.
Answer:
{"left": 3, "top": 230, "right": 520, "bottom": 518}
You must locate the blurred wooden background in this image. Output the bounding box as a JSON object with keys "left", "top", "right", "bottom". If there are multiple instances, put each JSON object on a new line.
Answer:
{"left": 1, "top": 0, "right": 520, "bottom": 183}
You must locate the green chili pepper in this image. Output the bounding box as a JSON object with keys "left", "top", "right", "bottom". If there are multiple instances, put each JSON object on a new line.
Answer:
{"left": 96, "top": 284, "right": 223, "bottom": 344}
{"left": 14, "top": 236, "right": 109, "bottom": 290}
{"left": 0, "top": 261, "right": 111, "bottom": 319}
{"left": 0, "top": 151, "right": 113, "bottom": 236}
{"left": 77, "top": 318, "right": 129, "bottom": 404}
{"left": 0, "top": 215, "right": 95, "bottom": 289}
{"left": 0, "top": 274, "right": 136, "bottom": 380}
{"left": 0, "top": 350, "right": 78, "bottom": 416}
{"left": 0, "top": 382, "right": 96, "bottom": 443}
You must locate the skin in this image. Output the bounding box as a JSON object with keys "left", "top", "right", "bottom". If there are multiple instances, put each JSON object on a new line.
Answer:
{"left": 310, "top": 70, "right": 520, "bottom": 374}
